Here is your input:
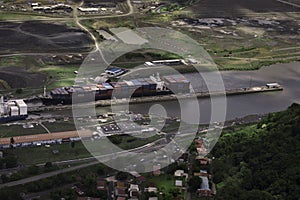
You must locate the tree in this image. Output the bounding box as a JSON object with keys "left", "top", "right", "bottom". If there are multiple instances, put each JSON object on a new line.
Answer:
{"left": 44, "top": 162, "right": 53, "bottom": 169}
{"left": 27, "top": 165, "right": 39, "bottom": 175}
{"left": 97, "top": 165, "right": 105, "bottom": 175}
{"left": 10, "top": 137, "right": 15, "bottom": 148}
{"left": 188, "top": 176, "right": 202, "bottom": 193}
{"left": 115, "top": 171, "right": 129, "bottom": 180}
{"left": 10, "top": 137, "right": 14, "bottom": 144}
{"left": 16, "top": 88, "right": 23, "bottom": 94}
{"left": 109, "top": 135, "right": 122, "bottom": 145}
{"left": 4, "top": 155, "right": 18, "bottom": 168}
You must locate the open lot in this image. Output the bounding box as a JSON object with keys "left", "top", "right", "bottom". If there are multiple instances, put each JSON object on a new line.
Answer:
{"left": 188, "top": 0, "right": 300, "bottom": 17}
{"left": 0, "top": 66, "right": 46, "bottom": 89}
{"left": 0, "top": 21, "right": 92, "bottom": 54}
{"left": 81, "top": 0, "right": 300, "bottom": 70}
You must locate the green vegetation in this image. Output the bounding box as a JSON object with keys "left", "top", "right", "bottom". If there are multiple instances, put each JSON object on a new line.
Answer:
{"left": 0, "top": 79, "right": 10, "bottom": 89}
{"left": 0, "top": 163, "right": 111, "bottom": 200}
{"left": 39, "top": 65, "right": 78, "bottom": 89}
{"left": 108, "top": 134, "right": 162, "bottom": 150}
{"left": 148, "top": 175, "right": 175, "bottom": 191}
{"left": 4, "top": 141, "right": 91, "bottom": 165}
{"left": 0, "top": 11, "right": 36, "bottom": 21}
{"left": 212, "top": 103, "right": 300, "bottom": 199}
{"left": 0, "top": 120, "right": 76, "bottom": 137}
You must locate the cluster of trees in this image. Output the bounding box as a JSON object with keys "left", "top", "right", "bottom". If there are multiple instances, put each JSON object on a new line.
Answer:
{"left": 0, "top": 153, "right": 17, "bottom": 169}
{"left": 212, "top": 103, "right": 300, "bottom": 199}
{"left": 0, "top": 164, "right": 111, "bottom": 199}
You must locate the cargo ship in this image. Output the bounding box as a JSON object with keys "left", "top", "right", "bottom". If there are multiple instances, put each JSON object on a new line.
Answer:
{"left": 0, "top": 97, "right": 28, "bottom": 123}
{"left": 41, "top": 74, "right": 191, "bottom": 105}
{"left": 40, "top": 73, "right": 283, "bottom": 106}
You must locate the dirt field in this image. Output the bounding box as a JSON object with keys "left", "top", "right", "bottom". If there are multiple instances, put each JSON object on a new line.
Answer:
{"left": 189, "top": 0, "right": 300, "bottom": 17}
{"left": 0, "top": 21, "right": 93, "bottom": 54}
{"left": 0, "top": 66, "right": 46, "bottom": 88}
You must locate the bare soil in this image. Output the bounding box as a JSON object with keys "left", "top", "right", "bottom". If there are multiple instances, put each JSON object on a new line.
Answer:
{"left": 0, "top": 66, "right": 46, "bottom": 88}
{"left": 0, "top": 21, "right": 93, "bottom": 54}
{"left": 190, "top": 0, "right": 300, "bottom": 17}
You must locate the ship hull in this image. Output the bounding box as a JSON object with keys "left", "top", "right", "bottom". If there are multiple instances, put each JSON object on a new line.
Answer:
{"left": 0, "top": 115, "right": 28, "bottom": 123}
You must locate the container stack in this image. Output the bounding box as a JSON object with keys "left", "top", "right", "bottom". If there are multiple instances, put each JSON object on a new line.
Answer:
{"left": 162, "top": 75, "right": 190, "bottom": 93}
{"left": 50, "top": 87, "right": 70, "bottom": 99}
{"left": 131, "top": 79, "right": 143, "bottom": 96}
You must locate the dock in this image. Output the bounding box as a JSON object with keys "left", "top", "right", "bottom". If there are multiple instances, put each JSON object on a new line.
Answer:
{"left": 95, "top": 85, "right": 283, "bottom": 107}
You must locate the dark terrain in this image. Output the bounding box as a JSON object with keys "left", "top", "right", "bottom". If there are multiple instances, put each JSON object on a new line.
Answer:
{"left": 0, "top": 21, "right": 92, "bottom": 54}
{"left": 191, "top": 0, "right": 300, "bottom": 17}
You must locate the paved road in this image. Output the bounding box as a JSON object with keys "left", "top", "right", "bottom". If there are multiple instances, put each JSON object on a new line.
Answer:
{"left": 0, "top": 161, "right": 99, "bottom": 188}
{"left": 276, "top": 0, "right": 300, "bottom": 8}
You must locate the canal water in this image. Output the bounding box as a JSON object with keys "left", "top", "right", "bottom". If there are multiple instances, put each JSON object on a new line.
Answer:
{"left": 45, "top": 62, "right": 300, "bottom": 124}
{"left": 115, "top": 62, "right": 300, "bottom": 124}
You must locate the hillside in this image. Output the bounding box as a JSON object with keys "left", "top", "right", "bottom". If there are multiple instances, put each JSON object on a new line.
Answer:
{"left": 212, "top": 103, "right": 300, "bottom": 199}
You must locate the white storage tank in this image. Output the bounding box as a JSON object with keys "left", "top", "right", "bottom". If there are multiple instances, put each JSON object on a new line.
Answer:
{"left": 10, "top": 106, "right": 19, "bottom": 116}
{"left": 15, "top": 100, "right": 27, "bottom": 115}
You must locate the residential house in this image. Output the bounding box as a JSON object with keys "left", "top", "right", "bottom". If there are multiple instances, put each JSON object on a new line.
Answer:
{"left": 96, "top": 180, "right": 106, "bottom": 190}
{"left": 129, "top": 184, "right": 139, "bottom": 199}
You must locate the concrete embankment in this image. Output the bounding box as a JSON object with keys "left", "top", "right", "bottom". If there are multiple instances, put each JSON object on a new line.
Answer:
{"left": 27, "top": 86, "right": 283, "bottom": 111}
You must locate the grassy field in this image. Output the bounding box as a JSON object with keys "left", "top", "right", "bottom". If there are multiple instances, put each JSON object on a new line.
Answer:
{"left": 5, "top": 141, "right": 92, "bottom": 165}
{"left": 0, "top": 11, "right": 39, "bottom": 21}
{"left": 38, "top": 65, "right": 78, "bottom": 89}
{"left": 0, "top": 120, "right": 76, "bottom": 137}
{"left": 111, "top": 134, "right": 163, "bottom": 150}
{"left": 147, "top": 174, "right": 176, "bottom": 192}
{"left": 5, "top": 135, "right": 163, "bottom": 165}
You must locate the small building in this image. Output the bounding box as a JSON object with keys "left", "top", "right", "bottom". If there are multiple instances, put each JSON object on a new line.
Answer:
{"left": 196, "top": 156, "right": 210, "bottom": 165}
{"left": 77, "top": 197, "right": 100, "bottom": 200}
{"left": 116, "top": 181, "right": 127, "bottom": 189}
{"left": 115, "top": 188, "right": 128, "bottom": 198}
{"left": 186, "top": 58, "right": 198, "bottom": 64}
{"left": 96, "top": 180, "right": 106, "bottom": 190}
{"left": 129, "top": 184, "right": 140, "bottom": 198}
{"left": 78, "top": 7, "right": 99, "bottom": 12}
{"left": 178, "top": 153, "right": 188, "bottom": 162}
{"left": 194, "top": 170, "right": 209, "bottom": 177}
{"left": 153, "top": 165, "right": 161, "bottom": 176}
{"left": 145, "top": 187, "right": 158, "bottom": 193}
{"left": 31, "top": 3, "right": 39, "bottom": 7}
{"left": 136, "top": 175, "right": 146, "bottom": 183}
{"left": 174, "top": 170, "right": 185, "bottom": 177}
{"left": 197, "top": 175, "right": 212, "bottom": 197}
{"left": 266, "top": 83, "right": 281, "bottom": 88}
{"left": 175, "top": 180, "right": 183, "bottom": 187}
{"left": 148, "top": 197, "right": 158, "bottom": 200}
{"left": 151, "top": 59, "right": 185, "bottom": 66}
{"left": 195, "top": 139, "right": 203, "bottom": 148}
